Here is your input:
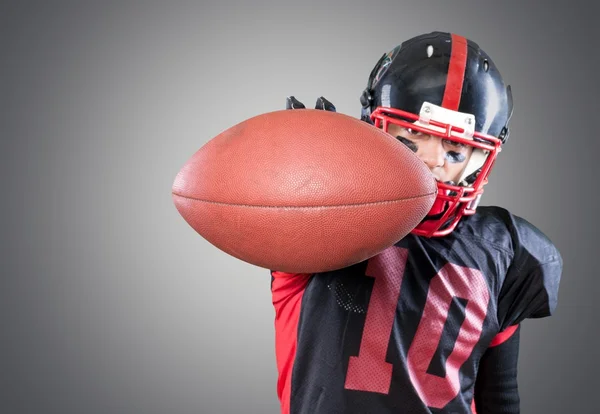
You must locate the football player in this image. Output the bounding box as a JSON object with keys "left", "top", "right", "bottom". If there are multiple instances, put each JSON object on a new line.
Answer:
{"left": 271, "top": 31, "right": 562, "bottom": 414}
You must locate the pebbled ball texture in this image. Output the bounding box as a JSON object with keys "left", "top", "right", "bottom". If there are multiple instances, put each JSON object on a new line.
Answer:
{"left": 172, "top": 109, "right": 437, "bottom": 273}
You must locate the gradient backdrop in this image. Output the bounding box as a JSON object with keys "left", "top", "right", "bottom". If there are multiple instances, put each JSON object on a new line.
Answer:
{"left": 2, "top": 1, "right": 598, "bottom": 413}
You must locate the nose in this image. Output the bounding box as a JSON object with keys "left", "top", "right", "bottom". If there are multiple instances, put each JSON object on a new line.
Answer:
{"left": 418, "top": 137, "right": 446, "bottom": 170}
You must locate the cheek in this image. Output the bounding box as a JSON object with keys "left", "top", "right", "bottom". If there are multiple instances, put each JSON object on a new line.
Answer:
{"left": 444, "top": 151, "right": 472, "bottom": 182}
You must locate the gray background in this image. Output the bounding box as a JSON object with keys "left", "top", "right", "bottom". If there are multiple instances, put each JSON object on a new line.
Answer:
{"left": 1, "top": 1, "right": 598, "bottom": 413}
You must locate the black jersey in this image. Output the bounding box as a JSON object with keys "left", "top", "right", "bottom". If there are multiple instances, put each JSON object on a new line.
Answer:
{"left": 270, "top": 206, "right": 562, "bottom": 414}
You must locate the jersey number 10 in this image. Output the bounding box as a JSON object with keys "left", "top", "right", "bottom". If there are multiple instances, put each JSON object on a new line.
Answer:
{"left": 344, "top": 246, "right": 490, "bottom": 409}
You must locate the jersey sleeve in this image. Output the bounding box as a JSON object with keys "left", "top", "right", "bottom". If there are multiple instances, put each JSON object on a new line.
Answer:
{"left": 474, "top": 325, "right": 521, "bottom": 414}
{"left": 496, "top": 214, "right": 563, "bottom": 330}
{"left": 270, "top": 271, "right": 313, "bottom": 304}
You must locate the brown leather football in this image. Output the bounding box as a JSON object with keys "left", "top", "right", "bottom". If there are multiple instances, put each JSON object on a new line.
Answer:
{"left": 172, "top": 109, "right": 436, "bottom": 273}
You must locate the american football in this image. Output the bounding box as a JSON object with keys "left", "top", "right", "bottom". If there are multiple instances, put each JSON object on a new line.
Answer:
{"left": 172, "top": 109, "right": 436, "bottom": 273}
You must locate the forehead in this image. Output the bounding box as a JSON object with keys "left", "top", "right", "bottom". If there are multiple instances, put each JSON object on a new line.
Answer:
{"left": 386, "top": 122, "right": 406, "bottom": 134}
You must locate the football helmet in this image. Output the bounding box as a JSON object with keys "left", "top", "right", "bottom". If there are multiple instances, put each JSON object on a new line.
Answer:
{"left": 360, "top": 31, "right": 513, "bottom": 237}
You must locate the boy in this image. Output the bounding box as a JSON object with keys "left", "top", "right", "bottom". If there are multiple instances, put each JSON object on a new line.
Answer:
{"left": 271, "top": 31, "right": 562, "bottom": 414}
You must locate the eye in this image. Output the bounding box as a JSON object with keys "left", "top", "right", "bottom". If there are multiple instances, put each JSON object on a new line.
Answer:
{"left": 443, "top": 139, "right": 467, "bottom": 149}
{"left": 406, "top": 127, "right": 423, "bottom": 136}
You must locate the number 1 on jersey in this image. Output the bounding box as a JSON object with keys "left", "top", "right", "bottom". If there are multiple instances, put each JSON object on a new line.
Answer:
{"left": 345, "top": 247, "right": 408, "bottom": 394}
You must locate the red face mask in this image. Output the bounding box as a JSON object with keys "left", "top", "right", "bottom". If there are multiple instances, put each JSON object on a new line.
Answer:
{"left": 371, "top": 102, "right": 503, "bottom": 238}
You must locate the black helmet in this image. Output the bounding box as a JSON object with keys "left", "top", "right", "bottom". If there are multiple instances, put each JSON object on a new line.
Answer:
{"left": 360, "top": 32, "right": 513, "bottom": 237}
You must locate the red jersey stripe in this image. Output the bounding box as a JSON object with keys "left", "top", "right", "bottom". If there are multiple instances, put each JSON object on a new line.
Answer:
{"left": 489, "top": 324, "right": 520, "bottom": 347}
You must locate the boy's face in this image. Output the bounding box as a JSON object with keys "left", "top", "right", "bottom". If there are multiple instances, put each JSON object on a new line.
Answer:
{"left": 386, "top": 122, "right": 474, "bottom": 185}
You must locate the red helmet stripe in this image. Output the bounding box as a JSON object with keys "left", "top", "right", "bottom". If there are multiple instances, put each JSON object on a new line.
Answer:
{"left": 442, "top": 34, "right": 468, "bottom": 110}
